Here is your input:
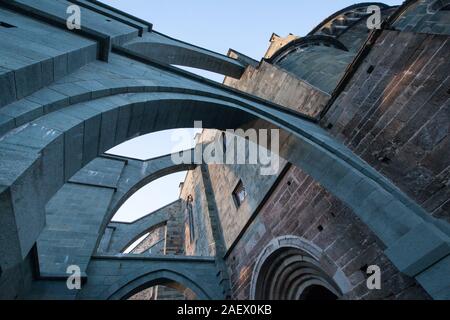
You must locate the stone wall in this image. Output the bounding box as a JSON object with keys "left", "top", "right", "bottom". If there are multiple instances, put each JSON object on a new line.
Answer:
{"left": 180, "top": 129, "right": 286, "bottom": 253}
{"left": 165, "top": 202, "right": 185, "bottom": 255}
{"left": 226, "top": 165, "right": 430, "bottom": 300}
{"left": 204, "top": 131, "right": 285, "bottom": 249}
{"left": 180, "top": 166, "right": 216, "bottom": 256}
{"left": 322, "top": 30, "right": 450, "bottom": 223}
{"left": 219, "top": 26, "right": 447, "bottom": 300}
{"left": 224, "top": 61, "right": 330, "bottom": 118}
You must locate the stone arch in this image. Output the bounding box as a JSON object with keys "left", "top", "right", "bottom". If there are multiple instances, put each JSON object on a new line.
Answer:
{"left": 106, "top": 156, "right": 196, "bottom": 225}
{"left": 249, "top": 236, "right": 350, "bottom": 299}
{"left": 2, "top": 0, "right": 449, "bottom": 300}
{"left": 107, "top": 270, "right": 209, "bottom": 300}
{"left": 79, "top": 255, "right": 222, "bottom": 300}
{"left": 36, "top": 153, "right": 194, "bottom": 275}
{"left": 122, "top": 31, "right": 246, "bottom": 78}
{"left": 104, "top": 197, "right": 178, "bottom": 253}
{"left": 1, "top": 87, "right": 449, "bottom": 298}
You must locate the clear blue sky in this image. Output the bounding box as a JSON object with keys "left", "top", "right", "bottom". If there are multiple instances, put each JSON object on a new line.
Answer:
{"left": 107, "top": 0, "right": 402, "bottom": 222}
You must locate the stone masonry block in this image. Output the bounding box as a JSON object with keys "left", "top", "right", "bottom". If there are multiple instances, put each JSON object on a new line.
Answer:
{"left": 385, "top": 222, "right": 450, "bottom": 277}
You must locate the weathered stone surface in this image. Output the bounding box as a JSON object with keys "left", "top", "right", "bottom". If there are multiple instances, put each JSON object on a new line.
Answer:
{"left": 1, "top": 0, "right": 449, "bottom": 301}
{"left": 225, "top": 166, "right": 430, "bottom": 300}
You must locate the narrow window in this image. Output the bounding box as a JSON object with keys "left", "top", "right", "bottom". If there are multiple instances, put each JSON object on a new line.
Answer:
{"left": 232, "top": 180, "right": 247, "bottom": 208}
{"left": 222, "top": 131, "right": 227, "bottom": 153}
{"left": 186, "top": 195, "right": 195, "bottom": 243}
{"left": 0, "top": 22, "right": 16, "bottom": 28}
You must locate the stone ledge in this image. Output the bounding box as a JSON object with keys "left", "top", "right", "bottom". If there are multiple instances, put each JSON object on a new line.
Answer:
{"left": 385, "top": 222, "right": 450, "bottom": 277}
{"left": 416, "top": 255, "right": 450, "bottom": 300}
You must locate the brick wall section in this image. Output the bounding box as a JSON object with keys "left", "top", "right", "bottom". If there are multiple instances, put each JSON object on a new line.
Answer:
{"left": 224, "top": 61, "right": 330, "bottom": 118}
{"left": 226, "top": 166, "right": 430, "bottom": 300}
{"left": 322, "top": 30, "right": 450, "bottom": 223}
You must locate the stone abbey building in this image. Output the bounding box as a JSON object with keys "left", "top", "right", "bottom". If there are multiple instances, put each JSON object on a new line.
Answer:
{"left": 0, "top": 0, "right": 449, "bottom": 300}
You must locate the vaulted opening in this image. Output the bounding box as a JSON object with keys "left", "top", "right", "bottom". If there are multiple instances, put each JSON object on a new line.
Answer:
{"left": 254, "top": 247, "right": 342, "bottom": 300}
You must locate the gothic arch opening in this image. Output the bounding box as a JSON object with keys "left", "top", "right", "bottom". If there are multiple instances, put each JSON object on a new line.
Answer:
{"left": 250, "top": 236, "right": 345, "bottom": 300}
{"left": 253, "top": 247, "right": 341, "bottom": 300}
{"left": 127, "top": 281, "right": 196, "bottom": 301}
{"left": 122, "top": 31, "right": 246, "bottom": 79}
{"left": 105, "top": 269, "right": 213, "bottom": 300}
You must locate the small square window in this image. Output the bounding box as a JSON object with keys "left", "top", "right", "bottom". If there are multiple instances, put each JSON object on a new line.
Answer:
{"left": 232, "top": 180, "right": 247, "bottom": 208}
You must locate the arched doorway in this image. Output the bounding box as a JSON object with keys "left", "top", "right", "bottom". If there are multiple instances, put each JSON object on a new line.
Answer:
{"left": 250, "top": 236, "right": 346, "bottom": 300}
{"left": 253, "top": 247, "right": 341, "bottom": 300}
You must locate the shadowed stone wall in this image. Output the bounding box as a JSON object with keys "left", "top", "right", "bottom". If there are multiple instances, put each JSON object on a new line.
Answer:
{"left": 393, "top": 0, "right": 450, "bottom": 35}
{"left": 130, "top": 225, "right": 166, "bottom": 254}
{"left": 180, "top": 167, "right": 216, "bottom": 256}
{"left": 226, "top": 165, "right": 430, "bottom": 300}
{"left": 224, "top": 61, "right": 330, "bottom": 118}
{"left": 218, "top": 4, "right": 450, "bottom": 299}
{"left": 322, "top": 30, "right": 450, "bottom": 224}
{"left": 129, "top": 225, "right": 186, "bottom": 301}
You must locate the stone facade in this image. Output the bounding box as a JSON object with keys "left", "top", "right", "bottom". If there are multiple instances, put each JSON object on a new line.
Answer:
{"left": 226, "top": 166, "right": 430, "bottom": 299}
{"left": 322, "top": 30, "right": 450, "bottom": 224}
{"left": 0, "top": 0, "right": 449, "bottom": 300}
{"left": 130, "top": 226, "right": 166, "bottom": 255}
